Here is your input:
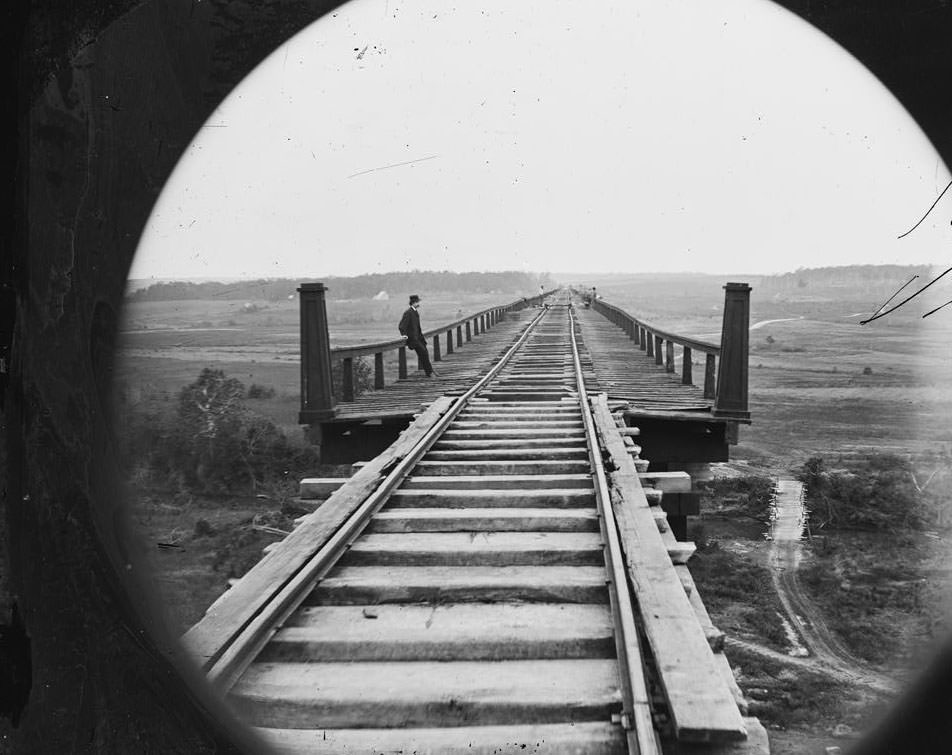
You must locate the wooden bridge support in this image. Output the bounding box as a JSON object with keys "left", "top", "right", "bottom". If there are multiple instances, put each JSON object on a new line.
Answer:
{"left": 398, "top": 347, "right": 408, "bottom": 379}
{"left": 374, "top": 353, "right": 385, "bottom": 389}
{"left": 713, "top": 283, "right": 751, "bottom": 421}
{"left": 342, "top": 357, "right": 355, "bottom": 401}
{"left": 299, "top": 283, "right": 336, "bottom": 425}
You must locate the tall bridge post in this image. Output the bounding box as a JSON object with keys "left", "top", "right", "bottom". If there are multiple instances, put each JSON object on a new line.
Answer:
{"left": 713, "top": 282, "right": 751, "bottom": 420}
{"left": 298, "top": 283, "right": 336, "bottom": 429}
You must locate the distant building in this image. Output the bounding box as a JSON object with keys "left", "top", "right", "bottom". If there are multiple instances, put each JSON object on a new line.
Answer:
{"left": 372, "top": 291, "right": 390, "bottom": 301}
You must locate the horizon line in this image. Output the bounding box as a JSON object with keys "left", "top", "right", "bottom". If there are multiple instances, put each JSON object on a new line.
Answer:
{"left": 125, "top": 262, "right": 939, "bottom": 287}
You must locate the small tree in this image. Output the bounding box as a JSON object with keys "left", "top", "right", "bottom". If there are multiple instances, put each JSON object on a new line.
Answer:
{"left": 118, "top": 367, "right": 320, "bottom": 496}
{"left": 174, "top": 368, "right": 247, "bottom": 493}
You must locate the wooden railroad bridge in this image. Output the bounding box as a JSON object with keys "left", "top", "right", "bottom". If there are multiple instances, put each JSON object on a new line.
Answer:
{"left": 299, "top": 281, "right": 750, "bottom": 539}
{"left": 183, "top": 285, "right": 765, "bottom": 754}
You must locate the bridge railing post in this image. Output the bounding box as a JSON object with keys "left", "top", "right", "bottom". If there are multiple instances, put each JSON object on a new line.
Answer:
{"left": 682, "top": 346, "right": 693, "bottom": 385}
{"left": 374, "top": 352, "right": 385, "bottom": 389}
{"left": 342, "top": 356, "right": 355, "bottom": 402}
{"left": 704, "top": 354, "right": 717, "bottom": 398}
{"left": 298, "top": 282, "right": 336, "bottom": 422}
{"left": 433, "top": 333, "right": 442, "bottom": 362}
{"left": 713, "top": 282, "right": 751, "bottom": 419}
{"left": 398, "top": 346, "right": 408, "bottom": 379}
{"left": 654, "top": 336, "right": 663, "bottom": 365}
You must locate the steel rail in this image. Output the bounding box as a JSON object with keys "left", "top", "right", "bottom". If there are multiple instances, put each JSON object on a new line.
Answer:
{"left": 205, "top": 304, "right": 554, "bottom": 690}
{"left": 568, "top": 303, "right": 661, "bottom": 755}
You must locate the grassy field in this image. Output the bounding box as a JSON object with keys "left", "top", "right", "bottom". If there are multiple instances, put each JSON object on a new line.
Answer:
{"left": 116, "top": 292, "right": 517, "bottom": 435}
{"left": 116, "top": 272, "right": 952, "bottom": 750}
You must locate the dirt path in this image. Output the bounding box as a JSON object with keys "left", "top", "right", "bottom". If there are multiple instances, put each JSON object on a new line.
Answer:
{"left": 767, "top": 478, "right": 900, "bottom": 695}
{"left": 723, "top": 636, "right": 898, "bottom": 695}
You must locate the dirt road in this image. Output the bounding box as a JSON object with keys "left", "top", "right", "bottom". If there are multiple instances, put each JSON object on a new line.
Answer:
{"left": 766, "top": 479, "right": 899, "bottom": 694}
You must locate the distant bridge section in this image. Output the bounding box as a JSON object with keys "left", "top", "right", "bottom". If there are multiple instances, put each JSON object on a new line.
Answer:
{"left": 582, "top": 283, "right": 751, "bottom": 423}
{"left": 297, "top": 282, "right": 750, "bottom": 471}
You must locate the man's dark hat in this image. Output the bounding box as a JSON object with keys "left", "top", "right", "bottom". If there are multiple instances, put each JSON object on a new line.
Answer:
{"left": 409, "top": 294, "right": 421, "bottom": 304}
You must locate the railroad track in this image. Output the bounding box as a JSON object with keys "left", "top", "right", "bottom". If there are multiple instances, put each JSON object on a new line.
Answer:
{"left": 184, "top": 293, "right": 756, "bottom": 754}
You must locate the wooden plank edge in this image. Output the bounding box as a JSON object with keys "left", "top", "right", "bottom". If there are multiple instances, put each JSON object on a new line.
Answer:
{"left": 667, "top": 718, "right": 768, "bottom": 755}
{"left": 590, "top": 394, "right": 748, "bottom": 743}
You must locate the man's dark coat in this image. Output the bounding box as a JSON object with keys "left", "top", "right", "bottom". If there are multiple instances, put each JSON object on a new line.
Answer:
{"left": 398, "top": 306, "right": 424, "bottom": 347}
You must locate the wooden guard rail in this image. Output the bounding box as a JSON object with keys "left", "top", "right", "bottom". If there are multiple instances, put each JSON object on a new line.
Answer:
{"left": 299, "top": 284, "right": 558, "bottom": 422}
{"left": 582, "top": 283, "right": 751, "bottom": 420}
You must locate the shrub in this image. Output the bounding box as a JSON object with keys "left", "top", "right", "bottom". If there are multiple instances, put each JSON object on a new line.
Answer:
{"left": 797, "top": 454, "right": 925, "bottom": 531}
{"left": 172, "top": 369, "right": 248, "bottom": 493}
{"left": 193, "top": 519, "right": 216, "bottom": 538}
{"left": 701, "top": 475, "right": 775, "bottom": 523}
{"left": 332, "top": 356, "right": 374, "bottom": 398}
{"left": 118, "top": 367, "right": 319, "bottom": 496}
{"left": 247, "top": 383, "right": 276, "bottom": 399}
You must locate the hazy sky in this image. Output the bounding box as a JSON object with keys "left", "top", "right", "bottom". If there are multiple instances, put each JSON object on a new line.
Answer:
{"left": 130, "top": 0, "right": 951, "bottom": 281}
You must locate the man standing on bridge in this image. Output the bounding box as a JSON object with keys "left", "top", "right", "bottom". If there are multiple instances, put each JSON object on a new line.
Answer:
{"left": 399, "top": 294, "right": 438, "bottom": 378}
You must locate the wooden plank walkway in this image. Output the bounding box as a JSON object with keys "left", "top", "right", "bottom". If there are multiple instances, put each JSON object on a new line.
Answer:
{"left": 574, "top": 306, "right": 713, "bottom": 412}
{"left": 328, "top": 302, "right": 712, "bottom": 424}
{"left": 331, "top": 308, "right": 541, "bottom": 422}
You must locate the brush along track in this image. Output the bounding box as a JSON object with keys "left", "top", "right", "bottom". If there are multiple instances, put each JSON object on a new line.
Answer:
{"left": 209, "top": 298, "right": 656, "bottom": 754}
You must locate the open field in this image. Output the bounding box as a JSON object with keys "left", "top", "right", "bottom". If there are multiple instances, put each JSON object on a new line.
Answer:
{"left": 116, "top": 292, "right": 518, "bottom": 435}
{"left": 117, "top": 271, "right": 952, "bottom": 752}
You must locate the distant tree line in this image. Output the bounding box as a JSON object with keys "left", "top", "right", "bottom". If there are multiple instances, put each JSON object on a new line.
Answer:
{"left": 126, "top": 271, "right": 555, "bottom": 303}
{"left": 757, "top": 264, "right": 934, "bottom": 293}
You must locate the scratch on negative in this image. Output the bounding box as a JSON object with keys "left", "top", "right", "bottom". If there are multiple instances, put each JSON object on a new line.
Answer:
{"left": 348, "top": 155, "right": 439, "bottom": 179}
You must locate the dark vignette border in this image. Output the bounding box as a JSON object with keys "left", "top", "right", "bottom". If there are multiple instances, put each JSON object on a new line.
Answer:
{"left": 3, "top": 1, "right": 951, "bottom": 752}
